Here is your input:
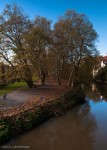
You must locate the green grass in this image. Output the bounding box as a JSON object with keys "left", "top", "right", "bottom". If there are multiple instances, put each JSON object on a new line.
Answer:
{"left": 0, "top": 82, "right": 26, "bottom": 96}
{"left": 0, "top": 76, "right": 39, "bottom": 96}
{"left": 32, "top": 76, "right": 39, "bottom": 81}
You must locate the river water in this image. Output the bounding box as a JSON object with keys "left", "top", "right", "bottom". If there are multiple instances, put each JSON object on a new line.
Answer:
{"left": 5, "top": 84, "right": 107, "bottom": 150}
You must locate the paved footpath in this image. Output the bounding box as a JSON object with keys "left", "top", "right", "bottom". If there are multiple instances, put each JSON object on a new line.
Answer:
{"left": 0, "top": 79, "right": 69, "bottom": 110}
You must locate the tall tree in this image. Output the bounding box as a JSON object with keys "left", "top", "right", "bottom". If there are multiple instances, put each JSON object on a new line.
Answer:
{"left": 0, "top": 3, "right": 34, "bottom": 87}
{"left": 50, "top": 20, "right": 69, "bottom": 85}
{"left": 52, "top": 10, "right": 98, "bottom": 87}
{"left": 25, "top": 16, "right": 52, "bottom": 85}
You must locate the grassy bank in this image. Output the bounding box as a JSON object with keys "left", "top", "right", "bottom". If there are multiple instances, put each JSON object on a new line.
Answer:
{"left": 0, "top": 76, "right": 38, "bottom": 96}
{"left": 0, "top": 87, "right": 86, "bottom": 145}
{"left": 0, "top": 82, "right": 26, "bottom": 96}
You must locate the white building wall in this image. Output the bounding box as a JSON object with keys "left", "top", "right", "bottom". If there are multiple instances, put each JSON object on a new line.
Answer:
{"left": 101, "top": 61, "right": 106, "bottom": 68}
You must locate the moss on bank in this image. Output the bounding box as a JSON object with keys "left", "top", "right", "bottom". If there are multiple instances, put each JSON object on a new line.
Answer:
{"left": 0, "top": 87, "right": 86, "bottom": 145}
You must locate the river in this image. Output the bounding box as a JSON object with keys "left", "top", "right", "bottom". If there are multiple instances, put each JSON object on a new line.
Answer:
{"left": 4, "top": 84, "right": 107, "bottom": 150}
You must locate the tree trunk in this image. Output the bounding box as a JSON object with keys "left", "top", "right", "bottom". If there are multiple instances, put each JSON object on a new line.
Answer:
{"left": 68, "top": 66, "right": 75, "bottom": 87}
{"left": 57, "top": 73, "right": 61, "bottom": 85}
{"left": 41, "top": 71, "right": 46, "bottom": 85}
{"left": 23, "top": 67, "right": 34, "bottom": 88}
{"left": 56, "top": 58, "right": 64, "bottom": 85}
{"left": 26, "top": 80, "right": 34, "bottom": 88}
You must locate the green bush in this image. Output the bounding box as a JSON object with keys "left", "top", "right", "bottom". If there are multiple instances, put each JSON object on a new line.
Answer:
{"left": 0, "top": 123, "right": 10, "bottom": 144}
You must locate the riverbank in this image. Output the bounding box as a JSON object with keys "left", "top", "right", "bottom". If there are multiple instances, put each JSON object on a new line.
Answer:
{"left": 0, "top": 79, "right": 86, "bottom": 145}
{"left": 0, "top": 78, "right": 70, "bottom": 110}
{"left": 4, "top": 84, "right": 107, "bottom": 150}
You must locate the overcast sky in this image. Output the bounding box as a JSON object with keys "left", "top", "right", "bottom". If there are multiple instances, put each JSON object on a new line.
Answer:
{"left": 0, "top": 0, "right": 107, "bottom": 55}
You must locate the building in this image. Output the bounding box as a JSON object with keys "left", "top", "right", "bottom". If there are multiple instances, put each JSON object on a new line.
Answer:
{"left": 92, "top": 56, "right": 107, "bottom": 78}
{"left": 101, "top": 56, "right": 107, "bottom": 67}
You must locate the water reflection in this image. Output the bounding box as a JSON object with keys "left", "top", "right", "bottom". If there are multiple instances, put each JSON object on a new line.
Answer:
{"left": 3, "top": 84, "right": 107, "bottom": 150}
{"left": 6, "top": 102, "right": 97, "bottom": 150}
{"left": 96, "top": 84, "right": 107, "bottom": 101}
{"left": 86, "top": 83, "right": 107, "bottom": 102}
{"left": 99, "top": 95, "right": 103, "bottom": 100}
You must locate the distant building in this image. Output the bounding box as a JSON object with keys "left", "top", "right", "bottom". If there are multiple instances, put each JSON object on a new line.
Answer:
{"left": 101, "top": 56, "right": 107, "bottom": 67}
{"left": 92, "top": 65, "right": 101, "bottom": 78}
{"left": 92, "top": 56, "right": 107, "bottom": 78}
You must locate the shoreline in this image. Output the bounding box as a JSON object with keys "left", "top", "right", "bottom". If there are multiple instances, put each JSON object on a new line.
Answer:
{"left": 0, "top": 87, "right": 86, "bottom": 145}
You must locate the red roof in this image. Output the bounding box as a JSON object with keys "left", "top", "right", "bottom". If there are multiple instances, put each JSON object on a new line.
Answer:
{"left": 102, "top": 56, "right": 107, "bottom": 61}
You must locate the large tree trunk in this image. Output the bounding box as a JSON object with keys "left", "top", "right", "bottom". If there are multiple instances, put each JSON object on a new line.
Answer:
{"left": 24, "top": 63, "right": 34, "bottom": 88}
{"left": 68, "top": 66, "right": 75, "bottom": 87}
{"left": 26, "top": 80, "right": 34, "bottom": 88}
{"left": 57, "top": 73, "right": 61, "bottom": 85}
{"left": 1, "top": 63, "right": 6, "bottom": 85}
{"left": 56, "top": 58, "right": 64, "bottom": 85}
{"left": 41, "top": 71, "right": 46, "bottom": 85}
{"left": 68, "top": 66, "right": 79, "bottom": 88}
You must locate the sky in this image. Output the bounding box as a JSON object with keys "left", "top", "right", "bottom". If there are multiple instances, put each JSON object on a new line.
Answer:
{"left": 0, "top": 0, "right": 107, "bottom": 56}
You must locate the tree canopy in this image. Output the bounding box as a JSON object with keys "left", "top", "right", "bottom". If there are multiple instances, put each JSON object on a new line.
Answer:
{"left": 0, "top": 4, "right": 99, "bottom": 87}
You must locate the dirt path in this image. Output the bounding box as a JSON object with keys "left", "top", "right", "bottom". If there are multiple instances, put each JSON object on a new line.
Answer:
{"left": 0, "top": 78, "right": 69, "bottom": 110}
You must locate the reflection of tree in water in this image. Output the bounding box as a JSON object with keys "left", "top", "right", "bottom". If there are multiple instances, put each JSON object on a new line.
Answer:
{"left": 86, "top": 83, "right": 107, "bottom": 102}
{"left": 46, "top": 102, "right": 97, "bottom": 150}
{"left": 67, "top": 102, "right": 97, "bottom": 150}
{"left": 7, "top": 102, "right": 97, "bottom": 150}
{"left": 85, "top": 84, "right": 101, "bottom": 102}
{"left": 96, "top": 84, "right": 107, "bottom": 101}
